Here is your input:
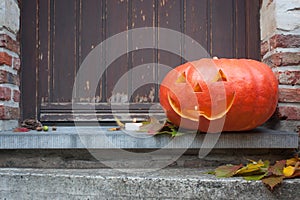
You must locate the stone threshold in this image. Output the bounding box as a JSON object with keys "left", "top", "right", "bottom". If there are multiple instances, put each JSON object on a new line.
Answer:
{"left": 0, "top": 168, "right": 299, "bottom": 199}
{"left": 0, "top": 126, "right": 298, "bottom": 149}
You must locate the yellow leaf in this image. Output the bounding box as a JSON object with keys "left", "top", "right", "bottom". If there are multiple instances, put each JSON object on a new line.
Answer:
{"left": 283, "top": 166, "right": 295, "bottom": 177}
{"left": 286, "top": 158, "right": 299, "bottom": 166}
{"left": 114, "top": 116, "right": 125, "bottom": 128}
{"left": 236, "top": 160, "right": 264, "bottom": 175}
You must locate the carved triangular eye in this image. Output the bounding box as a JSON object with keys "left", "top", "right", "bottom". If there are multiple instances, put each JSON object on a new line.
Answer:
{"left": 176, "top": 72, "right": 186, "bottom": 83}
{"left": 193, "top": 83, "right": 203, "bottom": 92}
{"left": 214, "top": 69, "right": 227, "bottom": 82}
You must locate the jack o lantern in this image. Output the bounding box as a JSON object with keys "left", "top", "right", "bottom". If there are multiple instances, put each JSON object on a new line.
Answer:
{"left": 159, "top": 58, "right": 278, "bottom": 132}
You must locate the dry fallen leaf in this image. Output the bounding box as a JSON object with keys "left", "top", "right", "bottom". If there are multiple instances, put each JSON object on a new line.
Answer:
{"left": 269, "top": 160, "right": 286, "bottom": 176}
{"left": 209, "top": 157, "right": 300, "bottom": 192}
{"left": 243, "top": 172, "right": 269, "bottom": 181}
{"left": 236, "top": 160, "right": 265, "bottom": 175}
{"left": 214, "top": 164, "right": 243, "bottom": 178}
{"left": 114, "top": 116, "right": 125, "bottom": 128}
{"left": 139, "top": 117, "right": 164, "bottom": 134}
{"left": 286, "top": 158, "right": 299, "bottom": 166}
{"left": 108, "top": 127, "right": 121, "bottom": 131}
{"left": 13, "top": 127, "right": 30, "bottom": 132}
{"left": 288, "top": 169, "right": 300, "bottom": 178}
{"left": 283, "top": 166, "right": 295, "bottom": 177}
{"left": 262, "top": 175, "right": 284, "bottom": 191}
{"left": 284, "top": 161, "right": 300, "bottom": 178}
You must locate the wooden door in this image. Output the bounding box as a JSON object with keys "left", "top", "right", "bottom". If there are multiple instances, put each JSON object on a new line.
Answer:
{"left": 21, "top": 0, "right": 260, "bottom": 123}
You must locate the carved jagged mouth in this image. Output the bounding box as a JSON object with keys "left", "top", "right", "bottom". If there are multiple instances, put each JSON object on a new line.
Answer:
{"left": 167, "top": 92, "right": 235, "bottom": 121}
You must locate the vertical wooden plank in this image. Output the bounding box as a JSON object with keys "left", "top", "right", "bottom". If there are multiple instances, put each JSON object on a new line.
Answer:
{"left": 48, "top": 0, "right": 54, "bottom": 103}
{"left": 21, "top": 0, "right": 38, "bottom": 120}
{"left": 157, "top": 0, "right": 182, "bottom": 88}
{"left": 211, "top": 0, "right": 234, "bottom": 58}
{"left": 235, "top": 0, "right": 246, "bottom": 58}
{"left": 130, "top": 0, "right": 156, "bottom": 103}
{"left": 79, "top": 0, "right": 103, "bottom": 68}
{"left": 245, "top": 0, "right": 260, "bottom": 60}
{"left": 106, "top": 0, "right": 129, "bottom": 103}
{"left": 185, "top": 0, "right": 208, "bottom": 53}
{"left": 77, "top": 0, "right": 103, "bottom": 102}
{"left": 38, "top": 0, "right": 50, "bottom": 105}
{"left": 52, "top": 0, "right": 77, "bottom": 102}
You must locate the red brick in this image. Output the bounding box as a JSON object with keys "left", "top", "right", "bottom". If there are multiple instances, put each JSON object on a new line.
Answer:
{"left": 263, "top": 52, "right": 300, "bottom": 67}
{"left": 0, "top": 52, "right": 12, "bottom": 66}
{"left": 279, "top": 86, "right": 300, "bottom": 103}
{"left": 261, "top": 40, "right": 269, "bottom": 57}
{"left": 0, "top": 106, "right": 19, "bottom": 120}
{"left": 0, "top": 70, "right": 20, "bottom": 86}
{"left": 278, "top": 70, "right": 300, "bottom": 85}
{"left": 13, "top": 57, "right": 20, "bottom": 71}
{"left": 263, "top": 54, "right": 281, "bottom": 67}
{"left": 13, "top": 90, "right": 20, "bottom": 102}
{"left": 278, "top": 104, "right": 300, "bottom": 120}
{"left": 0, "top": 87, "right": 11, "bottom": 101}
{"left": 0, "top": 34, "right": 20, "bottom": 54}
{"left": 270, "top": 34, "right": 300, "bottom": 49}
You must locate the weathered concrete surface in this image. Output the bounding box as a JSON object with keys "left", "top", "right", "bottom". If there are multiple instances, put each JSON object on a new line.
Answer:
{"left": 0, "top": 0, "right": 20, "bottom": 34}
{"left": 0, "top": 126, "right": 298, "bottom": 149}
{"left": 0, "top": 126, "right": 296, "bottom": 169}
{"left": 261, "top": 0, "right": 300, "bottom": 40}
{"left": 0, "top": 168, "right": 299, "bottom": 199}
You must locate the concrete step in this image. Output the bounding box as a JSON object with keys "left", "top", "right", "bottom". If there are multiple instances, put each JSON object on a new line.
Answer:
{"left": 0, "top": 126, "right": 298, "bottom": 149}
{"left": 0, "top": 168, "right": 299, "bottom": 199}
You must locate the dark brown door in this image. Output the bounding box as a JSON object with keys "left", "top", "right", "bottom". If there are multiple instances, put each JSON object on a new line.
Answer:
{"left": 21, "top": 0, "right": 260, "bottom": 123}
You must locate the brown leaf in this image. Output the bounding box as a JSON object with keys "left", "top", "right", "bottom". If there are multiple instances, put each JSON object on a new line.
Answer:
{"left": 108, "top": 127, "right": 121, "bottom": 131}
{"left": 269, "top": 160, "right": 286, "bottom": 176}
{"left": 21, "top": 119, "right": 42, "bottom": 130}
{"left": 262, "top": 175, "right": 284, "bottom": 191}
{"left": 287, "top": 169, "right": 300, "bottom": 178}
{"left": 13, "top": 127, "right": 30, "bottom": 132}
{"left": 215, "top": 164, "right": 243, "bottom": 178}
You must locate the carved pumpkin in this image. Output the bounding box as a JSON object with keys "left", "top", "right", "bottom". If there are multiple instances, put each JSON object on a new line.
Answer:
{"left": 159, "top": 58, "right": 278, "bottom": 132}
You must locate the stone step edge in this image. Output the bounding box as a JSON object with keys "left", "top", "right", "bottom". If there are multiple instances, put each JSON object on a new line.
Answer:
{"left": 0, "top": 126, "right": 298, "bottom": 149}
{"left": 0, "top": 168, "right": 299, "bottom": 199}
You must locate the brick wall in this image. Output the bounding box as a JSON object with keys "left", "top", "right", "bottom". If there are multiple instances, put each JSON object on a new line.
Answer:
{"left": 0, "top": 0, "right": 20, "bottom": 131}
{"left": 261, "top": 0, "right": 300, "bottom": 133}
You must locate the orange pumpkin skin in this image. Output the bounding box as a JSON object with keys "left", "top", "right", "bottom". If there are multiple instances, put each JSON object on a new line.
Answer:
{"left": 159, "top": 58, "right": 278, "bottom": 132}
